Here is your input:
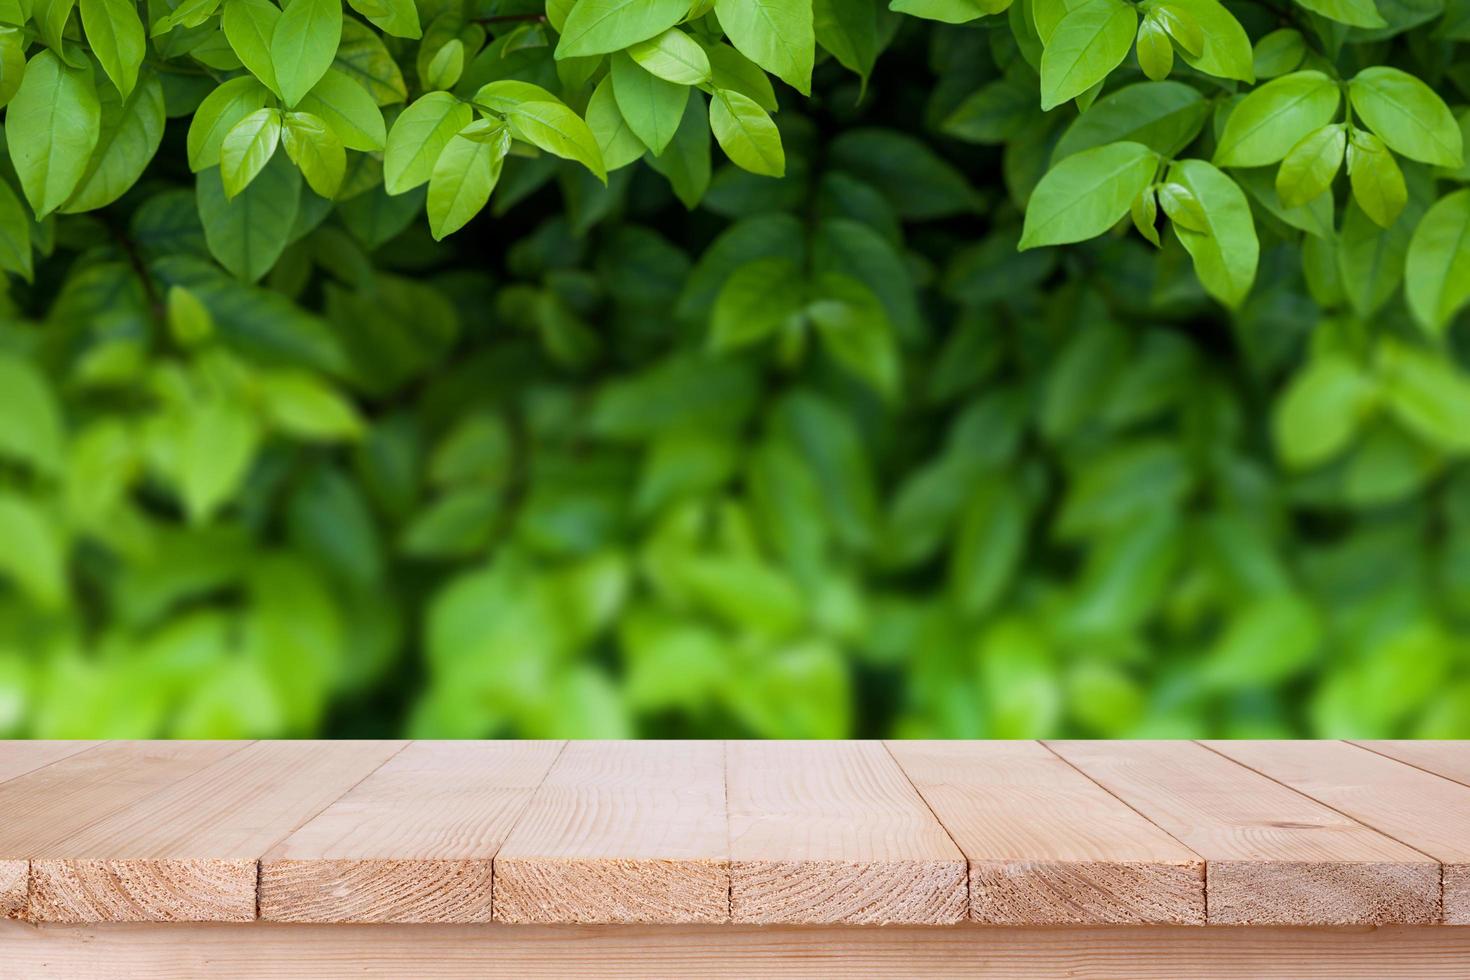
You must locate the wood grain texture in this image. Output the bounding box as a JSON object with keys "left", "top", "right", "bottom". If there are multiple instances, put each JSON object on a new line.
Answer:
{"left": 0, "top": 860, "right": 23, "bottom": 920}
{"left": 261, "top": 741, "right": 562, "bottom": 923}
{"left": 494, "top": 741, "right": 728, "bottom": 924}
{"left": 1206, "top": 740, "right": 1470, "bottom": 925}
{"left": 1048, "top": 740, "right": 1442, "bottom": 925}
{"left": 5, "top": 921, "right": 1470, "bottom": 980}
{"left": 1357, "top": 742, "right": 1470, "bottom": 788}
{"left": 726, "top": 741, "right": 966, "bottom": 925}
{"left": 28, "top": 741, "right": 405, "bottom": 923}
{"left": 888, "top": 740, "right": 1204, "bottom": 924}
{"left": 1, "top": 742, "right": 249, "bottom": 921}
{"left": 0, "top": 742, "right": 100, "bottom": 786}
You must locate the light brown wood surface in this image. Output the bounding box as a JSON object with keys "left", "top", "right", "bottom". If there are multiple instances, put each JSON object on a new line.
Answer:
{"left": 1357, "top": 741, "right": 1470, "bottom": 788}
{"left": 888, "top": 740, "right": 1205, "bottom": 924}
{"left": 5, "top": 921, "right": 1470, "bottom": 979}
{"left": 261, "top": 741, "right": 563, "bottom": 923}
{"left": 27, "top": 741, "right": 404, "bottom": 923}
{"left": 0, "top": 742, "right": 99, "bottom": 786}
{"left": 1047, "top": 740, "right": 1442, "bottom": 924}
{"left": 1205, "top": 740, "right": 1470, "bottom": 925}
{"left": 494, "top": 741, "right": 728, "bottom": 924}
{"left": 726, "top": 740, "right": 966, "bottom": 924}
{"left": 0, "top": 742, "right": 249, "bottom": 920}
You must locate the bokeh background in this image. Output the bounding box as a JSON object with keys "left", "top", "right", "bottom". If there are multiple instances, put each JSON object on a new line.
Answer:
{"left": 2, "top": 12, "right": 1469, "bottom": 741}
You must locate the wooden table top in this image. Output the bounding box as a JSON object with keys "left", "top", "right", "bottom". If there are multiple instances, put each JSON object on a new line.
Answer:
{"left": 0, "top": 740, "right": 1465, "bottom": 927}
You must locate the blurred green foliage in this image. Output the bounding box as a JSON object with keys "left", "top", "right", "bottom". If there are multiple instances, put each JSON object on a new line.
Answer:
{"left": 3, "top": 0, "right": 1470, "bottom": 740}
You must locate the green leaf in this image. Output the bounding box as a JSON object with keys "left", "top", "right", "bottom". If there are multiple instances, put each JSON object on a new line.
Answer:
{"left": 704, "top": 41, "right": 778, "bottom": 111}
{"left": 282, "top": 110, "right": 345, "bottom": 198}
{"left": 1378, "top": 340, "right": 1470, "bottom": 453}
{"left": 61, "top": 72, "right": 165, "bottom": 213}
{"left": 349, "top": 0, "right": 417, "bottom": 38}
{"left": 297, "top": 68, "right": 386, "bottom": 151}
{"left": 0, "top": 178, "right": 32, "bottom": 280}
{"left": 1349, "top": 66, "right": 1463, "bottom": 168}
{"left": 197, "top": 152, "right": 302, "bottom": 282}
{"left": 166, "top": 284, "right": 215, "bottom": 345}
{"left": 714, "top": 0, "right": 816, "bottom": 95}
{"left": 1213, "top": 70, "right": 1340, "bottom": 168}
{"left": 1294, "top": 0, "right": 1385, "bottom": 26}
{"left": 1337, "top": 196, "right": 1416, "bottom": 316}
{"left": 710, "top": 87, "right": 785, "bottom": 177}
{"left": 1053, "top": 81, "right": 1208, "bottom": 160}
{"left": 1273, "top": 354, "right": 1376, "bottom": 468}
{"left": 0, "top": 30, "right": 25, "bottom": 109}
{"left": 1152, "top": 3, "right": 1200, "bottom": 53}
{"left": 0, "top": 352, "right": 63, "bottom": 473}
{"left": 1020, "top": 141, "right": 1158, "bottom": 248}
{"left": 1157, "top": 180, "right": 1207, "bottom": 231}
{"left": 222, "top": 0, "right": 282, "bottom": 95}
{"left": 807, "top": 272, "right": 900, "bottom": 399}
{"left": 950, "top": 482, "right": 1026, "bottom": 616}
{"left": 555, "top": 0, "right": 691, "bottom": 57}
{"left": 1252, "top": 27, "right": 1304, "bottom": 78}
{"left": 334, "top": 16, "right": 407, "bottom": 105}
{"left": 1169, "top": 157, "right": 1258, "bottom": 307}
{"left": 5, "top": 50, "right": 102, "bottom": 218}
{"left": 1405, "top": 188, "right": 1470, "bottom": 337}
{"left": 1039, "top": 0, "right": 1136, "bottom": 111}
{"left": 505, "top": 100, "right": 607, "bottom": 181}
{"left": 220, "top": 107, "right": 282, "bottom": 198}
{"left": 1131, "top": 185, "right": 1160, "bottom": 245}
{"left": 829, "top": 128, "right": 979, "bottom": 218}
{"left": 383, "top": 91, "right": 472, "bottom": 194}
{"left": 270, "top": 0, "right": 342, "bottom": 107}
{"left": 814, "top": 0, "right": 880, "bottom": 84}
{"left": 187, "top": 75, "right": 272, "bottom": 172}
{"left": 628, "top": 27, "right": 711, "bottom": 84}
{"left": 1347, "top": 129, "right": 1407, "bottom": 228}
{"left": 427, "top": 119, "right": 510, "bottom": 240}
{"left": 889, "top": 0, "right": 996, "bottom": 23}
{"left": 1135, "top": 16, "right": 1172, "bottom": 81}
{"left": 1203, "top": 595, "right": 1321, "bottom": 689}
{"left": 80, "top": 0, "right": 145, "bottom": 97}
{"left": 424, "top": 37, "right": 463, "bottom": 91}
{"left": 1275, "top": 122, "right": 1344, "bottom": 210}
{"left": 610, "top": 50, "right": 688, "bottom": 156}
{"left": 0, "top": 492, "right": 67, "bottom": 609}
{"left": 1155, "top": 0, "right": 1252, "bottom": 82}
{"left": 586, "top": 74, "right": 646, "bottom": 171}
{"left": 260, "top": 370, "right": 365, "bottom": 440}
{"left": 178, "top": 397, "right": 261, "bottom": 523}
{"left": 710, "top": 256, "right": 804, "bottom": 349}
{"left": 942, "top": 78, "right": 1033, "bottom": 145}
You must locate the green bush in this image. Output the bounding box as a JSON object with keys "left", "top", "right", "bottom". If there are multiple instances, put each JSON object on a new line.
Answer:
{"left": 1, "top": 0, "right": 1468, "bottom": 739}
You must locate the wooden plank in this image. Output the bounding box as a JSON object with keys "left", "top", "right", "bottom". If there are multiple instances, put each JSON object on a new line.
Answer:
{"left": 0, "top": 742, "right": 100, "bottom": 915}
{"left": 1, "top": 742, "right": 249, "bottom": 920}
{"left": 1205, "top": 740, "right": 1470, "bottom": 925}
{"left": 1047, "top": 740, "right": 1441, "bottom": 925}
{"left": 261, "top": 741, "right": 562, "bottom": 923}
{"left": 5, "top": 922, "right": 1470, "bottom": 980}
{"left": 28, "top": 741, "right": 405, "bottom": 923}
{"left": 725, "top": 740, "right": 966, "bottom": 924}
{"left": 1356, "top": 742, "right": 1470, "bottom": 789}
{"left": 493, "top": 741, "right": 728, "bottom": 924}
{"left": 888, "top": 740, "right": 1204, "bottom": 924}
{"left": 0, "top": 742, "right": 100, "bottom": 786}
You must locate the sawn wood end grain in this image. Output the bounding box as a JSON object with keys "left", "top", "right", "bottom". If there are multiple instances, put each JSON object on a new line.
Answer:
{"left": 259, "top": 859, "right": 494, "bottom": 923}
